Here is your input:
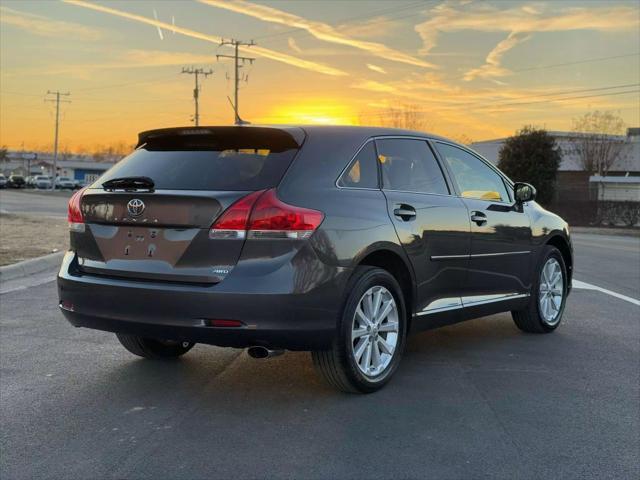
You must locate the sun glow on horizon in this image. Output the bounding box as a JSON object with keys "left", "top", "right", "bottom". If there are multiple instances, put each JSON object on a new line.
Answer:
{"left": 257, "top": 101, "right": 358, "bottom": 126}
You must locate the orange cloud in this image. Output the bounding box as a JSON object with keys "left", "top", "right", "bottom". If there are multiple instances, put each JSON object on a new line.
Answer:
{"left": 415, "top": 2, "right": 640, "bottom": 80}
{"left": 366, "top": 64, "right": 387, "bottom": 75}
{"left": 0, "top": 6, "right": 103, "bottom": 41}
{"left": 198, "top": 0, "right": 436, "bottom": 68}
{"left": 63, "top": 0, "right": 348, "bottom": 77}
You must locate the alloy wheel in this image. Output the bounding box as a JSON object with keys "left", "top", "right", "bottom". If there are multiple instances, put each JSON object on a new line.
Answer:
{"left": 351, "top": 286, "right": 399, "bottom": 378}
{"left": 539, "top": 257, "right": 564, "bottom": 326}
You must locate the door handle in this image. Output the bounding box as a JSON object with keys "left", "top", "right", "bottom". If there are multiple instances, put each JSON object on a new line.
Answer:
{"left": 470, "top": 211, "right": 487, "bottom": 225}
{"left": 393, "top": 205, "right": 416, "bottom": 221}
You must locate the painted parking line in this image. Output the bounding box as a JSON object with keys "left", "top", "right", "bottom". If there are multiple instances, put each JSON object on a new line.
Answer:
{"left": 573, "top": 280, "right": 640, "bottom": 306}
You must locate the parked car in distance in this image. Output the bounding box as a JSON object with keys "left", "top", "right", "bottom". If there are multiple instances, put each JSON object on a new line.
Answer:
{"left": 58, "top": 126, "right": 573, "bottom": 393}
{"left": 33, "top": 175, "right": 53, "bottom": 189}
{"left": 8, "top": 174, "right": 26, "bottom": 188}
{"left": 0, "top": 174, "right": 6, "bottom": 188}
{"left": 55, "top": 177, "right": 75, "bottom": 190}
{"left": 73, "top": 179, "right": 87, "bottom": 190}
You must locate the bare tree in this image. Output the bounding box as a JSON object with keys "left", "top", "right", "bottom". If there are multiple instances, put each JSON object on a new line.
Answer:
{"left": 446, "top": 133, "right": 473, "bottom": 146}
{"left": 570, "top": 111, "right": 629, "bottom": 176}
{"left": 87, "top": 142, "right": 135, "bottom": 162}
{"left": 60, "top": 144, "right": 73, "bottom": 161}
{"left": 359, "top": 104, "right": 431, "bottom": 132}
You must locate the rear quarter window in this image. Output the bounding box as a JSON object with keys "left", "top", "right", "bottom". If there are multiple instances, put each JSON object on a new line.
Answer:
{"left": 338, "top": 141, "right": 379, "bottom": 189}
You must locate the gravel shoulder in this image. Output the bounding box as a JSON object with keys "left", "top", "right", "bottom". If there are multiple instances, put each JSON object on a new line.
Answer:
{"left": 0, "top": 213, "right": 68, "bottom": 266}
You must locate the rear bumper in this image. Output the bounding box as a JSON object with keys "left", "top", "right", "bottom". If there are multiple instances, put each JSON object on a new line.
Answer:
{"left": 57, "top": 251, "right": 348, "bottom": 350}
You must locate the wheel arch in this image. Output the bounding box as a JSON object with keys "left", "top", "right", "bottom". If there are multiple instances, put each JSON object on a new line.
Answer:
{"left": 355, "top": 248, "right": 415, "bottom": 330}
{"left": 545, "top": 234, "right": 573, "bottom": 288}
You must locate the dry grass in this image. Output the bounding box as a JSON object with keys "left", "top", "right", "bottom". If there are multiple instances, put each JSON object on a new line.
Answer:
{"left": 0, "top": 213, "right": 68, "bottom": 266}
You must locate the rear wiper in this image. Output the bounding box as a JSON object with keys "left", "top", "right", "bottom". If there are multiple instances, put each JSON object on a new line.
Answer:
{"left": 102, "top": 176, "right": 155, "bottom": 191}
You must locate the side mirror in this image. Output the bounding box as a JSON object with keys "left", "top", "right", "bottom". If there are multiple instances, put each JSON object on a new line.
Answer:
{"left": 514, "top": 182, "right": 536, "bottom": 204}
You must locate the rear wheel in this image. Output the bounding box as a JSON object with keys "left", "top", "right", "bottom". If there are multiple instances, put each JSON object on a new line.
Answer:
{"left": 512, "top": 246, "right": 567, "bottom": 333}
{"left": 312, "top": 267, "right": 407, "bottom": 393}
{"left": 116, "top": 333, "right": 194, "bottom": 359}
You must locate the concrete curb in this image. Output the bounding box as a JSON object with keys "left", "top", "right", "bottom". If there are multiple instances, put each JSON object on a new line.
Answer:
{"left": 0, "top": 251, "right": 65, "bottom": 283}
{"left": 571, "top": 226, "right": 640, "bottom": 238}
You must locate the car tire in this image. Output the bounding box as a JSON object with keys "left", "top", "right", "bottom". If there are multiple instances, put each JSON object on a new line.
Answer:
{"left": 312, "top": 266, "right": 407, "bottom": 393}
{"left": 116, "top": 333, "right": 194, "bottom": 359}
{"left": 512, "top": 245, "right": 568, "bottom": 333}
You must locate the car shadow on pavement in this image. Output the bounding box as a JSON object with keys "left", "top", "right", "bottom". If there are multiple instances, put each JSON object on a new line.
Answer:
{"left": 88, "top": 312, "right": 560, "bottom": 405}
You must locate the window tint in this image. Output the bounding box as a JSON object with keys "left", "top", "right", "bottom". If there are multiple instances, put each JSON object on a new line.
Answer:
{"left": 96, "top": 148, "right": 298, "bottom": 191}
{"left": 436, "top": 143, "right": 510, "bottom": 202}
{"left": 376, "top": 139, "right": 449, "bottom": 195}
{"left": 339, "top": 141, "right": 378, "bottom": 188}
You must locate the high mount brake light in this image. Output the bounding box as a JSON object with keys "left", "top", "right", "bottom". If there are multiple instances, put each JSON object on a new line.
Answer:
{"left": 209, "top": 189, "right": 324, "bottom": 240}
{"left": 68, "top": 188, "right": 86, "bottom": 233}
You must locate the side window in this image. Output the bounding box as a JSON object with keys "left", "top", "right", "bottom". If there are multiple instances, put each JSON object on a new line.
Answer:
{"left": 376, "top": 139, "right": 449, "bottom": 195}
{"left": 436, "top": 143, "right": 510, "bottom": 202}
{"left": 338, "top": 141, "right": 378, "bottom": 188}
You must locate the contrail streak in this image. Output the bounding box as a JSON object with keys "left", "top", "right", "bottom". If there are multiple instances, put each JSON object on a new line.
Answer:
{"left": 152, "top": 9, "right": 164, "bottom": 40}
{"left": 63, "top": 0, "right": 348, "bottom": 77}
{"left": 199, "top": 0, "right": 436, "bottom": 69}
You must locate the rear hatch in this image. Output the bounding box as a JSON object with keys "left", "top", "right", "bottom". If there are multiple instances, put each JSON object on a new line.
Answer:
{"left": 71, "top": 126, "right": 304, "bottom": 283}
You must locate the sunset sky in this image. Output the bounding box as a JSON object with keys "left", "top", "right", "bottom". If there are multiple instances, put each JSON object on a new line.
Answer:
{"left": 1, "top": 0, "right": 639, "bottom": 152}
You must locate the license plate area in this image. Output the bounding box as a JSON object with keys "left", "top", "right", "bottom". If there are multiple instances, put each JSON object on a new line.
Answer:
{"left": 90, "top": 224, "right": 198, "bottom": 264}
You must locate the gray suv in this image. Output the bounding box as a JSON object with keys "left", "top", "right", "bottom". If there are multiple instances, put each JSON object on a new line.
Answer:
{"left": 58, "top": 126, "right": 572, "bottom": 393}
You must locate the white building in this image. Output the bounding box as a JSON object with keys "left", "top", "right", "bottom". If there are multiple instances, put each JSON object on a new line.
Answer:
{"left": 1, "top": 151, "right": 117, "bottom": 183}
{"left": 470, "top": 128, "right": 640, "bottom": 202}
{"left": 471, "top": 128, "right": 640, "bottom": 174}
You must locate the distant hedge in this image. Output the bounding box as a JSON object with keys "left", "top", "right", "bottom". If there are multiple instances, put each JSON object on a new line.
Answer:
{"left": 498, "top": 126, "right": 561, "bottom": 206}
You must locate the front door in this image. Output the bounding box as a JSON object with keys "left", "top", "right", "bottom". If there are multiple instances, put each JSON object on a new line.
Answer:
{"left": 434, "top": 142, "right": 533, "bottom": 304}
{"left": 376, "top": 138, "right": 471, "bottom": 322}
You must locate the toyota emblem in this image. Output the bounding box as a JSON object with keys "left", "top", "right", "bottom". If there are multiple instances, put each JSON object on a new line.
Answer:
{"left": 127, "top": 198, "right": 145, "bottom": 217}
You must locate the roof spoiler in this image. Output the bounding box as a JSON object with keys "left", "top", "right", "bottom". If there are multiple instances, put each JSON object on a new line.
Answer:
{"left": 136, "top": 126, "right": 305, "bottom": 150}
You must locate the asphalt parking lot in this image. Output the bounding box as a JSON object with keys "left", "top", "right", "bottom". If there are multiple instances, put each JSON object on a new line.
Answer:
{"left": 0, "top": 189, "right": 73, "bottom": 218}
{"left": 1, "top": 194, "right": 638, "bottom": 479}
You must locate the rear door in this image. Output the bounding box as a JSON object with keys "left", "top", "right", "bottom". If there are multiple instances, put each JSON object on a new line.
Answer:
{"left": 73, "top": 127, "right": 303, "bottom": 284}
{"left": 376, "top": 137, "right": 471, "bottom": 320}
{"left": 434, "top": 142, "right": 532, "bottom": 302}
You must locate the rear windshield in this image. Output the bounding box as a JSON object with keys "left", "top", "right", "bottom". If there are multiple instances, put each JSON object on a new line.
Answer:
{"left": 94, "top": 132, "right": 300, "bottom": 191}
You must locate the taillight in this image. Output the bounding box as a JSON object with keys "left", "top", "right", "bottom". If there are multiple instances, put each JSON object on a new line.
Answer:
{"left": 247, "top": 189, "right": 324, "bottom": 240}
{"left": 209, "top": 189, "right": 324, "bottom": 240}
{"left": 209, "top": 190, "right": 265, "bottom": 239}
{"left": 68, "top": 188, "right": 86, "bottom": 233}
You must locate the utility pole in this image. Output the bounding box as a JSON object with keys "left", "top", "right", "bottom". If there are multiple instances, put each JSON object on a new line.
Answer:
{"left": 217, "top": 38, "right": 255, "bottom": 125}
{"left": 181, "top": 67, "right": 213, "bottom": 126}
{"left": 45, "top": 90, "right": 70, "bottom": 189}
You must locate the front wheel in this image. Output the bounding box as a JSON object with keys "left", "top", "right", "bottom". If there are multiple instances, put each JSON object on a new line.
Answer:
{"left": 116, "top": 333, "right": 194, "bottom": 359}
{"left": 512, "top": 246, "right": 568, "bottom": 333}
{"left": 312, "top": 266, "right": 407, "bottom": 393}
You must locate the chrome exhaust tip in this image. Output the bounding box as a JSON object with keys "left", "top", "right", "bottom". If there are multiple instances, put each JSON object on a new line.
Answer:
{"left": 247, "top": 346, "right": 285, "bottom": 359}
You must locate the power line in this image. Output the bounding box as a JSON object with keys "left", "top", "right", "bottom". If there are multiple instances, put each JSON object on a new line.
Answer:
{"left": 72, "top": 73, "right": 179, "bottom": 92}
{"left": 358, "top": 83, "right": 640, "bottom": 117}
{"left": 509, "top": 52, "right": 640, "bottom": 74}
{"left": 427, "top": 53, "right": 640, "bottom": 86}
{"left": 217, "top": 38, "right": 255, "bottom": 124}
{"left": 181, "top": 67, "right": 213, "bottom": 126}
{"left": 358, "top": 88, "right": 640, "bottom": 118}
{"left": 485, "top": 89, "right": 640, "bottom": 110}
{"left": 453, "top": 82, "right": 640, "bottom": 110}
{"left": 44, "top": 90, "right": 71, "bottom": 188}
